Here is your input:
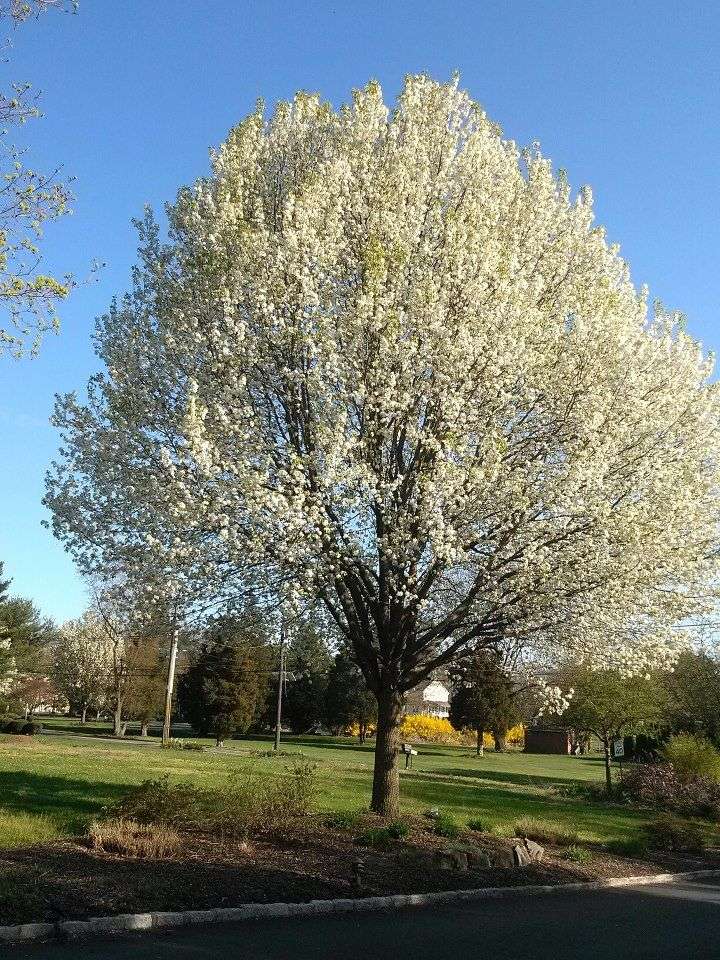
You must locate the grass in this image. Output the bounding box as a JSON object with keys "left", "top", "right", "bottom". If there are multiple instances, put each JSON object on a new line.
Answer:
{"left": 0, "top": 721, "right": 684, "bottom": 850}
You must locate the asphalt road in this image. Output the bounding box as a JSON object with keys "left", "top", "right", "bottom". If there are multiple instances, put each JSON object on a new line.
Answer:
{"left": 11, "top": 879, "right": 720, "bottom": 960}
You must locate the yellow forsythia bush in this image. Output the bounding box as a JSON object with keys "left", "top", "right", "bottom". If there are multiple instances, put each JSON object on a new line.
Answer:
{"left": 400, "top": 714, "right": 462, "bottom": 744}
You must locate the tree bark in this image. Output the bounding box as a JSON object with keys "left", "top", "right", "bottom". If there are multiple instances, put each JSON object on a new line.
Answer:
{"left": 113, "top": 701, "right": 125, "bottom": 737}
{"left": 603, "top": 738, "right": 612, "bottom": 793}
{"left": 140, "top": 721, "right": 149, "bottom": 738}
{"left": 476, "top": 727, "right": 484, "bottom": 756}
{"left": 370, "top": 689, "right": 404, "bottom": 817}
{"left": 80, "top": 705, "right": 87, "bottom": 724}
{"left": 493, "top": 728, "right": 507, "bottom": 752}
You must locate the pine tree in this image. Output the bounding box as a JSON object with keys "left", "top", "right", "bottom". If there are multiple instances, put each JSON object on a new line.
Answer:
{"left": 325, "top": 649, "right": 377, "bottom": 742}
{"left": 449, "top": 652, "right": 518, "bottom": 755}
{"left": 178, "top": 615, "right": 271, "bottom": 745}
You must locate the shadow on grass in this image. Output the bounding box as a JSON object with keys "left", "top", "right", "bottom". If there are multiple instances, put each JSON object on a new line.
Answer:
{"left": 0, "top": 771, "right": 129, "bottom": 831}
{"left": 400, "top": 771, "right": 649, "bottom": 837}
{"left": 428, "top": 766, "right": 592, "bottom": 788}
{"left": 235, "top": 734, "right": 378, "bottom": 755}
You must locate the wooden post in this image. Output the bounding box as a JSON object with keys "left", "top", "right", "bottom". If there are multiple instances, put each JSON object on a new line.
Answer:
{"left": 162, "top": 627, "right": 179, "bottom": 747}
{"left": 274, "top": 625, "right": 286, "bottom": 751}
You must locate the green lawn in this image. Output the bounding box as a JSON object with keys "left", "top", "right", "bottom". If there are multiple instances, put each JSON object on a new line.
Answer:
{"left": 0, "top": 721, "right": 655, "bottom": 849}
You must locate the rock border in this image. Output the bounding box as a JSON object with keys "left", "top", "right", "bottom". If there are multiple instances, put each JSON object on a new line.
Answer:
{"left": 2, "top": 868, "right": 720, "bottom": 944}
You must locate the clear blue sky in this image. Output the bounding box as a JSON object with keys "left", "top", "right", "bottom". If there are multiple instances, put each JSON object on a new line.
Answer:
{"left": 0, "top": 0, "right": 717, "bottom": 624}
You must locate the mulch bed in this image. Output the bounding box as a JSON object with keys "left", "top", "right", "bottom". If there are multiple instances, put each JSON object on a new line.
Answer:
{"left": 1, "top": 815, "right": 719, "bottom": 926}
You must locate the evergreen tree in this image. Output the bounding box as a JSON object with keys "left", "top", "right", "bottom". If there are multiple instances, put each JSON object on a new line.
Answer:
{"left": 325, "top": 648, "right": 377, "bottom": 742}
{"left": 178, "top": 615, "right": 271, "bottom": 745}
{"left": 124, "top": 635, "right": 165, "bottom": 736}
{"left": 282, "top": 624, "right": 332, "bottom": 734}
{"left": 449, "top": 651, "right": 518, "bottom": 755}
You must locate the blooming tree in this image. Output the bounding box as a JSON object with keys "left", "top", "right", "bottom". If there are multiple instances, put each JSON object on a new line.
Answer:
{"left": 52, "top": 611, "right": 114, "bottom": 722}
{"left": 45, "top": 76, "right": 720, "bottom": 815}
{"left": 0, "top": 0, "right": 76, "bottom": 357}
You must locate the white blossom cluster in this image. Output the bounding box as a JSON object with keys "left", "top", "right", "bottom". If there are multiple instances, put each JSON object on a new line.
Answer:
{"left": 45, "top": 75, "right": 720, "bottom": 696}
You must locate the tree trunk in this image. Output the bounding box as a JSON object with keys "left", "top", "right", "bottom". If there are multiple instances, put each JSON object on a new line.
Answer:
{"left": 113, "top": 702, "right": 125, "bottom": 737}
{"left": 493, "top": 728, "right": 507, "bottom": 752}
{"left": 359, "top": 723, "right": 366, "bottom": 744}
{"left": 80, "top": 705, "right": 88, "bottom": 724}
{"left": 370, "top": 689, "right": 404, "bottom": 817}
{"left": 140, "top": 721, "right": 149, "bottom": 738}
{"left": 476, "top": 728, "right": 484, "bottom": 756}
{"left": 603, "top": 738, "right": 612, "bottom": 793}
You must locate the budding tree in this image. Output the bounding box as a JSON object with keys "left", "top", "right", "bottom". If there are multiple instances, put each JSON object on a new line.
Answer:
{"left": 45, "top": 76, "right": 720, "bottom": 816}
{"left": 0, "top": 0, "right": 76, "bottom": 357}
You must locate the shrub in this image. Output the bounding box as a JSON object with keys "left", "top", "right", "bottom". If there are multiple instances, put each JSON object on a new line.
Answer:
{"left": 663, "top": 734, "right": 720, "bottom": 784}
{"left": 466, "top": 817, "right": 488, "bottom": 832}
{"left": 513, "top": 817, "right": 580, "bottom": 846}
{"left": 325, "top": 810, "right": 362, "bottom": 831}
{"left": 21, "top": 721, "right": 41, "bottom": 735}
{"left": 112, "top": 761, "right": 317, "bottom": 838}
{"left": 88, "top": 818, "right": 180, "bottom": 859}
{"left": 355, "top": 827, "right": 395, "bottom": 847}
{"left": 386, "top": 820, "right": 410, "bottom": 839}
{"left": 643, "top": 815, "right": 706, "bottom": 853}
{"left": 606, "top": 836, "right": 649, "bottom": 858}
{"left": 400, "top": 715, "right": 462, "bottom": 745}
{"left": 433, "top": 813, "right": 461, "bottom": 839}
{"left": 622, "top": 763, "right": 720, "bottom": 819}
{"left": 1, "top": 719, "right": 24, "bottom": 734}
{"left": 161, "top": 738, "right": 204, "bottom": 752}
{"left": 563, "top": 845, "right": 592, "bottom": 864}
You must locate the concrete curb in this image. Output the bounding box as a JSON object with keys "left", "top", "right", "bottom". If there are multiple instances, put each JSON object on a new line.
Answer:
{"left": 2, "top": 868, "right": 720, "bottom": 944}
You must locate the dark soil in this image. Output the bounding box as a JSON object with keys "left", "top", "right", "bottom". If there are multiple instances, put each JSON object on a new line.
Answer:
{"left": 1, "top": 814, "right": 719, "bottom": 926}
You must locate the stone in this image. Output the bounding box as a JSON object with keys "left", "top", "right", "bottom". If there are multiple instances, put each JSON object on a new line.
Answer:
{"left": 524, "top": 840, "right": 545, "bottom": 862}
{"left": 513, "top": 843, "right": 532, "bottom": 867}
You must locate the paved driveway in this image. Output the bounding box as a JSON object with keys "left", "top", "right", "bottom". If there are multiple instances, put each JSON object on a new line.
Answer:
{"left": 13, "top": 879, "right": 720, "bottom": 960}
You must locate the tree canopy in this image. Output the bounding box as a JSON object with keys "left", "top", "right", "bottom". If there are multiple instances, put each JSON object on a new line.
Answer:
{"left": 45, "top": 75, "right": 720, "bottom": 815}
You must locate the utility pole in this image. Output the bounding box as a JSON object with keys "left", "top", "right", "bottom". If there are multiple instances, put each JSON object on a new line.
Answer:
{"left": 162, "top": 626, "right": 179, "bottom": 747}
{"left": 274, "top": 624, "right": 286, "bottom": 751}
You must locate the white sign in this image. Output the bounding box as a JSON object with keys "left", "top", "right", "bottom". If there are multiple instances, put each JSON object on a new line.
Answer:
{"left": 613, "top": 738, "right": 625, "bottom": 759}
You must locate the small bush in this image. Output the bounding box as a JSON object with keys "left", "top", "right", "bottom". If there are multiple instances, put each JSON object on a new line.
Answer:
{"left": 112, "top": 761, "right": 317, "bottom": 838}
{"left": 88, "top": 818, "right": 180, "bottom": 859}
{"left": 400, "top": 715, "right": 462, "bottom": 745}
{"left": 663, "top": 735, "right": 720, "bottom": 784}
{"left": 433, "top": 813, "right": 461, "bottom": 839}
{"left": 325, "top": 810, "right": 362, "bottom": 831}
{"left": 643, "top": 815, "right": 706, "bottom": 853}
{"left": 355, "top": 827, "right": 395, "bottom": 847}
{"left": 386, "top": 820, "right": 410, "bottom": 839}
{"left": 606, "top": 836, "right": 649, "bottom": 858}
{"left": 161, "top": 738, "right": 204, "bottom": 752}
{"left": 1, "top": 719, "right": 24, "bottom": 734}
{"left": 622, "top": 763, "right": 720, "bottom": 819}
{"left": 466, "top": 817, "right": 488, "bottom": 833}
{"left": 21, "top": 721, "right": 42, "bottom": 735}
{"left": 563, "top": 845, "right": 592, "bottom": 864}
{"left": 513, "top": 817, "right": 580, "bottom": 846}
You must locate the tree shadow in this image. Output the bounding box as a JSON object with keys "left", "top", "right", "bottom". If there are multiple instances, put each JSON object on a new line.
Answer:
{"left": 399, "top": 771, "right": 649, "bottom": 832}
{"left": 0, "top": 770, "right": 129, "bottom": 827}
{"left": 426, "top": 766, "right": 588, "bottom": 787}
